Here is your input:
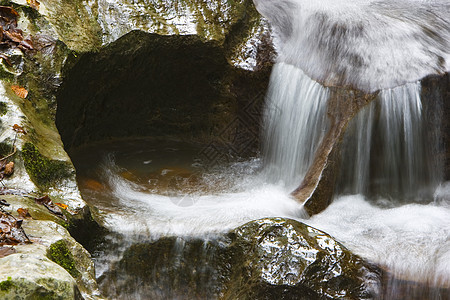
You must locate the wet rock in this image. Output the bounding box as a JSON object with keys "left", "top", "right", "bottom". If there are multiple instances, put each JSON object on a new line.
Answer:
{"left": 101, "top": 218, "right": 382, "bottom": 299}
{"left": 100, "top": 236, "right": 223, "bottom": 299}
{"left": 0, "top": 219, "right": 101, "bottom": 299}
{"left": 421, "top": 72, "right": 450, "bottom": 181}
{"left": 95, "top": 0, "right": 274, "bottom": 70}
{"left": 223, "top": 218, "right": 382, "bottom": 299}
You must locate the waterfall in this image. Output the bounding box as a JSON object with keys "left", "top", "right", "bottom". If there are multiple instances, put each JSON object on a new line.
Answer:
{"left": 263, "top": 66, "right": 442, "bottom": 201}
{"left": 262, "top": 62, "right": 329, "bottom": 189}
{"left": 257, "top": 0, "right": 450, "bottom": 292}
{"left": 258, "top": 0, "right": 448, "bottom": 201}
{"left": 337, "top": 81, "right": 441, "bottom": 201}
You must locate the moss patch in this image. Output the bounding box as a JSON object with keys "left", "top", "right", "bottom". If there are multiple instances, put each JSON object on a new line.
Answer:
{"left": 21, "top": 142, "right": 72, "bottom": 189}
{"left": 0, "top": 102, "right": 7, "bottom": 116}
{"left": 0, "top": 142, "right": 13, "bottom": 157}
{"left": 47, "top": 240, "right": 80, "bottom": 278}
{"left": 0, "top": 277, "right": 14, "bottom": 291}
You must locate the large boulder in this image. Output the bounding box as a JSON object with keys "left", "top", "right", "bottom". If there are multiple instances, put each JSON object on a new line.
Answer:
{"left": 0, "top": 219, "right": 101, "bottom": 299}
{"left": 56, "top": 30, "right": 272, "bottom": 155}
{"left": 100, "top": 218, "right": 382, "bottom": 299}
{"left": 222, "top": 218, "right": 382, "bottom": 299}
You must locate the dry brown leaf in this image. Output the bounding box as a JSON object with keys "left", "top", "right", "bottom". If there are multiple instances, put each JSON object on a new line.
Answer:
{"left": 3, "top": 27, "right": 24, "bottom": 44}
{"left": 19, "top": 38, "right": 34, "bottom": 50}
{"left": 35, "top": 195, "right": 66, "bottom": 221}
{"left": 17, "top": 208, "right": 32, "bottom": 219}
{"left": 12, "top": 124, "right": 26, "bottom": 134}
{"left": 0, "top": 210, "right": 30, "bottom": 245}
{"left": 26, "top": 0, "right": 40, "bottom": 11}
{"left": 0, "top": 53, "right": 11, "bottom": 66}
{"left": 0, "top": 6, "right": 19, "bottom": 20}
{"left": 83, "top": 179, "right": 105, "bottom": 191}
{"left": 11, "top": 85, "right": 28, "bottom": 98}
{"left": 4, "top": 161, "right": 13, "bottom": 176}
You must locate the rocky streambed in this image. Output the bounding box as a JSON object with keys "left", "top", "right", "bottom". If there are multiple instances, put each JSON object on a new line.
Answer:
{"left": 0, "top": 0, "right": 448, "bottom": 299}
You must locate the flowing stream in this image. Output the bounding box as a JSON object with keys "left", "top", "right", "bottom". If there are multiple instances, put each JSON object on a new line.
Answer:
{"left": 70, "top": 0, "right": 449, "bottom": 298}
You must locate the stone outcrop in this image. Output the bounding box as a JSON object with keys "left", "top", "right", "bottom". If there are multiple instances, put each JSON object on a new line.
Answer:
{"left": 0, "top": 217, "right": 101, "bottom": 299}
{"left": 56, "top": 30, "right": 272, "bottom": 156}
{"left": 99, "top": 218, "right": 382, "bottom": 299}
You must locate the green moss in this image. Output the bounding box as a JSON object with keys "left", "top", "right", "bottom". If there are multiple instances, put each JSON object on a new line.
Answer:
{"left": 47, "top": 240, "right": 80, "bottom": 278}
{"left": 0, "top": 277, "right": 14, "bottom": 291}
{"left": 0, "top": 63, "right": 15, "bottom": 81}
{"left": 0, "top": 102, "right": 6, "bottom": 116}
{"left": 0, "top": 142, "right": 13, "bottom": 157}
{"left": 21, "top": 142, "right": 72, "bottom": 189}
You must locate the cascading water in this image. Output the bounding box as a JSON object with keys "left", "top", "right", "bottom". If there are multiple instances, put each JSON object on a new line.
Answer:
{"left": 336, "top": 81, "right": 440, "bottom": 200}
{"left": 262, "top": 62, "right": 329, "bottom": 189}
{"left": 68, "top": 0, "right": 449, "bottom": 299}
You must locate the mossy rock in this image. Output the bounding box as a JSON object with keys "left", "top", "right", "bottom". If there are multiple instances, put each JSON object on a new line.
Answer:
{"left": 21, "top": 142, "right": 73, "bottom": 190}
{"left": 47, "top": 240, "right": 80, "bottom": 278}
{"left": 0, "top": 102, "right": 7, "bottom": 116}
{"left": 0, "top": 277, "right": 14, "bottom": 292}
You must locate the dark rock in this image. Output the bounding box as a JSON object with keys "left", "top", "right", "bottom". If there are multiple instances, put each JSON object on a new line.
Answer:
{"left": 99, "top": 236, "right": 224, "bottom": 299}
{"left": 56, "top": 30, "right": 272, "bottom": 158}
{"left": 223, "top": 218, "right": 382, "bottom": 300}
{"left": 421, "top": 72, "right": 450, "bottom": 182}
{"left": 100, "top": 218, "right": 382, "bottom": 299}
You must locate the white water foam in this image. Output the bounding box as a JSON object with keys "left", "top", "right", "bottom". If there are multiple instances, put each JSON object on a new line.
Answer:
{"left": 254, "top": 0, "right": 450, "bottom": 92}
{"left": 305, "top": 194, "right": 450, "bottom": 286}
{"left": 98, "top": 158, "right": 303, "bottom": 239}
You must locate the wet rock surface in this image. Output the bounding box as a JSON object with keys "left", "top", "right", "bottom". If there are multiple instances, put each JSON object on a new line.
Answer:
{"left": 421, "top": 73, "right": 450, "bottom": 181}
{"left": 56, "top": 30, "right": 272, "bottom": 157}
{"left": 100, "top": 218, "right": 382, "bottom": 299}
{"left": 0, "top": 219, "right": 101, "bottom": 299}
{"left": 223, "top": 218, "right": 382, "bottom": 299}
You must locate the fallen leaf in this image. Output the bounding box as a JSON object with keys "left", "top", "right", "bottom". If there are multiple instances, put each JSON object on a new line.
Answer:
{"left": 0, "top": 246, "right": 16, "bottom": 258}
{"left": 26, "top": 0, "right": 40, "bottom": 11}
{"left": 3, "top": 28, "right": 23, "bottom": 43}
{"left": 0, "top": 210, "right": 30, "bottom": 245}
{"left": 11, "top": 86, "right": 28, "bottom": 98}
{"left": 12, "top": 124, "right": 26, "bottom": 134}
{"left": 54, "top": 202, "right": 67, "bottom": 210}
{"left": 3, "top": 161, "right": 13, "bottom": 176}
{"left": 19, "top": 38, "right": 33, "bottom": 50}
{"left": 35, "top": 195, "right": 67, "bottom": 221}
{"left": 17, "top": 208, "right": 32, "bottom": 219}
{"left": 0, "top": 6, "right": 19, "bottom": 21}
{"left": 0, "top": 53, "right": 11, "bottom": 66}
